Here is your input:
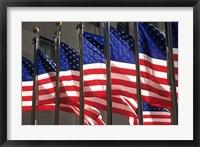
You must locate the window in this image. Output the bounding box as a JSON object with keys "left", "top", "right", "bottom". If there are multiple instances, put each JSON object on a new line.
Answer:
{"left": 89, "top": 22, "right": 100, "bottom": 28}
{"left": 39, "top": 36, "right": 55, "bottom": 61}
{"left": 117, "top": 22, "right": 129, "bottom": 34}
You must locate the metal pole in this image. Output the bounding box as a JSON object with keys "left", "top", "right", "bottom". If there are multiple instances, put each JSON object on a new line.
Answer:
{"left": 166, "top": 22, "right": 178, "bottom": 125}
{"left": 54, "top": 22, "right": 62, "bottom": 125}
{"left": 104, "top": 22, "right": 112, "bottom": 125}
{"left": 31, "top": 27, "right": 39, "bottom": 125}
{"left": 76, "top": 23, "right": 84, "bottom": 125}
{"left": 133, "top": 22, "right": 143, "bottom": 125}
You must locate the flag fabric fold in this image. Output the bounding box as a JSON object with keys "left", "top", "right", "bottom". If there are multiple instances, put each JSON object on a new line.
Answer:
{"left": 22, "top": 22, "right": 178, "bottom": 125}
{"left": 83, "top": 26, "right": 138, "bottom": 125}
{"left": 137, "top": 22, "right": 178, "bottom": 109}
{"left": 22, "top": 48, "right": 105, "bottom": 125}
{"left": 142, "top": 102, "right": 171, "bottom": 125}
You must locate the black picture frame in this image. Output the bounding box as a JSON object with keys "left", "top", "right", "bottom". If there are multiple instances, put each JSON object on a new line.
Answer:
{"left": 0, "top": 0, "right": 199, "bottom": 146}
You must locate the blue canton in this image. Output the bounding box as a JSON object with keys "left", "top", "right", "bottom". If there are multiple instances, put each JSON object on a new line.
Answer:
{"left": 37, "top": 49, "right": 56, "bottom": 75}
{"left": 22, "top": 56, "right": 34, "bottom": 81}
{"left": 60, "top": 42, "right": 80, "bottom": 71}
{"left": 138, "top": 22, "right": 167, "bottom": 60}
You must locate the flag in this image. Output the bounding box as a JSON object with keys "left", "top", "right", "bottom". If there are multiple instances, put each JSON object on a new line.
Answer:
{"left": 83, "top": 26, "right": 138, "bottom": 125}
{"left": 172, "top": 22, "right": 178, "bottom": 88}
{"left": 22, "top": 49, "right": 105, "bottom": 125}
{"left": 59, "top": 42, "right": 105, "bottom": 125}
{"left": 137, "top": 22, "right": 178, "bottom": 109}
{"left": 22, "top": 56, "right": 34, "bottom": 111}
{"left": 22, "top": 56, "right": 55, "bottom": 111}
{"left": 142, "top": 102, "right": 171, "bottom": 125}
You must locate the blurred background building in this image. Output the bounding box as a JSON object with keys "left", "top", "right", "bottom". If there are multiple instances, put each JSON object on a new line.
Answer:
{"left": 22, "top": 22, "right": 165, "bottom": 125}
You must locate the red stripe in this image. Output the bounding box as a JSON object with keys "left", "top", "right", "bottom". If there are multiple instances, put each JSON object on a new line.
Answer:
{"left": 38, "top": 76, "right": 56, "bottom": 85}
{"left": 84, "top": 69, "right": 106, "bottom": 75}
{"left": 22, "top": 96, "right": 32, "bottom": 101}
{"left": 22, "top": 86, "right": 32, "bottom": 91}
{"left": 143, "top": 122, "right": 171, "bottom": 125}
{"left": 139, "top": 59, "right": 178, "bottom": 75}
{"left": 143, "top": 114, "right": 171, "bottom": 119}
{"left": 173, "top": 54, "right": 178, "bottom": 61}
{"left": 60, "top": 75, "right": 80, "bottom": 81}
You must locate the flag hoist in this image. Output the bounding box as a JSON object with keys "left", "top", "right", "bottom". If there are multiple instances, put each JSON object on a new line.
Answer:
{"left": 31, "top": 27, "right": 39, "bottom": 125}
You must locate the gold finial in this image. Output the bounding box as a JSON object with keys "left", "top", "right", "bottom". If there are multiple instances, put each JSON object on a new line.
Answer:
{"left": 33, "top": 27, "right": 39, "bottom": 34}
{"left": 56, "top": 22, "right": 62, "bottom": 26}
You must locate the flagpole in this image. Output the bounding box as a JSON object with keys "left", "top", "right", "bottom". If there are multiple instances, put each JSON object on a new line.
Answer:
{"left": 104, "top": 22, "right": 112, "bottom": 125}
{"left": 166, "top": 22, "right": 178, "bottom": 125}
{"left": 76, "top": 23, "right": 84, "bottom": 125}
{"left": 31, "top": 27, "right": 39, "bottom": 125}
{"left": 54, "top": 22, "right": 62, "bottom": 125}
{"left": 133, "top": 22, "right": 143, "bottom": 125}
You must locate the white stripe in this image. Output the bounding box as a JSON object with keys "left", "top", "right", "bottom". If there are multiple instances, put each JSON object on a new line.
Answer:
{"left": 38, "top": 72, "right": 56, "bottom": 80}
{"left": 38, "top": 80, "right": 79, "bottom": 90}
{"left": 84, "top": 63, "right": 106, "bottom": 70}
{"left": 113, "top": 95, "right": 138, "bottom": 108}
{"left": 22, "top": 101, "right": 32, "bottom": 106}
{"left": 37, "top": 91, "right": 79, "bottom": 100}
{"left": 111, "top": 61, "right": 135, "bottom": 69}
{"left": 22, "top": 81, "right": 33, "bottom": 86}
{"left": 173, "top": 48, "right": 178, "bottom": 54}
{"left": 84, "top": 85, "right": 106, "bottom": 92}
{"left": 84, "top": 74, "right": 106, "bottom": 81}
{"left": 60, "top": 70, "right": 79, "bottom": 77}
{"left": 22, "top": 91, "right": 32, "bottom": 96}
{"left": 37, "top": 70, "right": 79, "bottom": 81}
{"left": 22, "top": 101, "right": 55, "bottom": 106}
{"left": 139, "top": 53, "right": 178, "bottom": 67}
{"left": 143, "top": 111, "right": 170, "bottom": 116}
{"left": 128, "top": 117, "right": 135, "bottom": 125}
{"left": 38, "top": 82, "right": 55, "bottom": 90}
{"left": 143, "top": 118, "right": 171, "bottom": 123}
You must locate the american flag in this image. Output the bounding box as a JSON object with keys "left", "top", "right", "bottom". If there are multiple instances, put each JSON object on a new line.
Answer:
{"left": 83, "top": 23, "right": 178, "bottom": 124}
{"left": 22, "top": 22, "right": 178, "bottom": 125}
{"left": 22, "top": 49, "right": 105, "bottom": 125}
{"left": 59, "top": 42, "right": 105, "bottom": 125}
{"left": 138, "top": 22, "right": 178, "bottom": 110}
{"left": 142, "top": 102, "right": 171, "bottom": 125}
{"left": 22, "top": 55, "right": 56, "bottom": 111}
{"left": 83, "top": 26, "right": 138, "bottom": 125}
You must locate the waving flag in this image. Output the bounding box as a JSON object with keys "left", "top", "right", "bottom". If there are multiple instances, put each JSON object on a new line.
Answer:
{"left": 59, "top": 42, "right": 105, "bottom": 125}
{"left": 142, "top": 102, "right": 171, "bottom": 125}
{"left": 22, "top": 56, "right": 34, "bottom": 111}
{"left": 22, "top": 48, "right": 105, "bottom": 125}
{"left": 137, "top": 22, "right": 178, "bottom": 109}
{"left": 22, "top": 56, "right": 55, "bottom": 111}
{"left": 83, "top": 26, "right": 138, "bottom": 125}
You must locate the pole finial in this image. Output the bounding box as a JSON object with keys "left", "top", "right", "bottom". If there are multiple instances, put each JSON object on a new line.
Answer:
{"left": 33, "top": 27, "right": 39, "bottom": 34}
{"left": 56, "top": 22, "right": 62, "bottom": 27}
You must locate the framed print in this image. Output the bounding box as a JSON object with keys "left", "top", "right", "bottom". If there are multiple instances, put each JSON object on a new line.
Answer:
{"left": 0, "top": 0, "right": 199, "bottom": 146}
